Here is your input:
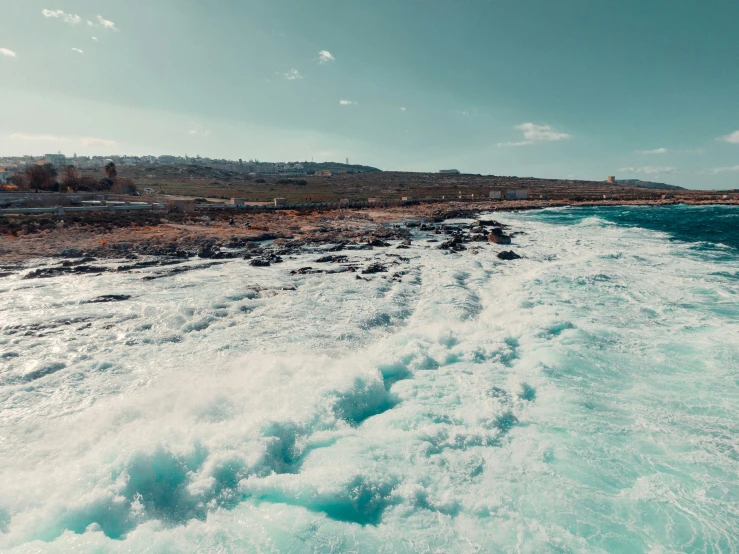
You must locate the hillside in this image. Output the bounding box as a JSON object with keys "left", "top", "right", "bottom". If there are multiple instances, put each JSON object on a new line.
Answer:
{"left": 617, "top": 179, "right": 685, "bottom": 190}
{"left": 81, "top": 166, "right": 697, "bottom": 203}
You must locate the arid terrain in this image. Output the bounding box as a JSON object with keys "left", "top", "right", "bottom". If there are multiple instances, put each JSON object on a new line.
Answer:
{"left": 85, "top": 166, "right": 728, "bottom": 203}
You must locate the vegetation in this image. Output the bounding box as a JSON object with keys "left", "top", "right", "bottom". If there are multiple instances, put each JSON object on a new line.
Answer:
{"left": 6, "top": 160, "right": 137, "bottom": 195}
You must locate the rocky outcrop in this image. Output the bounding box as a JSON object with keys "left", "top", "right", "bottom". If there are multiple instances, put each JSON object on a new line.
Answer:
{"left": 497, "top": 250, "right": 521, "bottom": 260}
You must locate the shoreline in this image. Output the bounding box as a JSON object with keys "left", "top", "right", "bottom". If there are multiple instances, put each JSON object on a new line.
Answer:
{"left": 1, "top": 198, "right": 737, "bottom": 266}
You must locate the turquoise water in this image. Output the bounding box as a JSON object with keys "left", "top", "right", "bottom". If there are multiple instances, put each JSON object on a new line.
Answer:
{"left": 0, "top": 205, "right": 737, "bottom": 552}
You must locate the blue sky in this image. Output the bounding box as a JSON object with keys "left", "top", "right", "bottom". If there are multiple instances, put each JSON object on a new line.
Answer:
{"left": 1, "top": 0, "right": 738, "bottom": 189}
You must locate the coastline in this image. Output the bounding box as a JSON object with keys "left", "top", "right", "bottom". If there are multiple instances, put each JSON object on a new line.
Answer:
{"left": 1, "top": 198, "right": 737, "bottom": 266}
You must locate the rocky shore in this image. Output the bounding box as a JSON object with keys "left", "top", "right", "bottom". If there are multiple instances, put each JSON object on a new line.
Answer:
{"left": 1, "top": 198, "right": 735, "bottom": 276}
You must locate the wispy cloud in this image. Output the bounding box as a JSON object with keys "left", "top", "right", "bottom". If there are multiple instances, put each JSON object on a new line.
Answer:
{"left": 515, "top": 122, "right": 570, "bottom": 142}
{"left": 80, "top": 137, "right": 117, "bottom": 148}
{"left": 497, "top": 122, "right": 570, "bottom": 147}
{"left": 9, "top": 133, "right": 70, "bottom": 143}
{"left": 0, "top": 48, "right": 16, "bottom": 58}
{"left": 705, "top": 165, "right": 739, "bottom": 174}
{"left": 619, "top": 166, "right": 678, "bottom": 175}
{"left": 456, "top": 110, "right": 470, "bottom": 117}
{"left": 282, "top": 69, "right": 303, "bottom": 80}
{"left": 497, "top": 140, "right": 535, "bottom": 147}
{"left": 42, "top": 9, "right": 81, "bottom": 24}
{"left": 96, "top": 15, "right": 117, "bottom": 30}
{"left": 86, "top": 15, "right": 117, "bottom": 30}
{"left": 318, "top": 50, "right": 335, "bottom": 64}
{"left": 91, "top": 36, "right": 99, "bottom": 42}
{"left": 399, "top": 107, "right": 407, "bottom": 112}
{"left": 188, "top": 130, "right": 211, "bottom": 137}
{"left": 719, "top": 130, "right": 739, "bottom": 144}
{"left": 9, "top": 133, "right": 118, "bottom": 148}
{"left": 71, "top": 48, "right": 84, "bottom": 54}
{"left": 638, "top": 147, "right": 669, "bottom": 154}
{"left": 339, "top": 100, "right": 357, "bottom": 106}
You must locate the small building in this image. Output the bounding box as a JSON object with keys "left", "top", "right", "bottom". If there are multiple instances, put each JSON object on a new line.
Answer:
{"left": 505, "top": 190, "right": 517, "bottom": 200}
{"left": 168, "top": 199, "right": 196, "bottom": 213}
{"left": 0, "top": 168, "right": 11, "bottom": 184}
{"left": 274, "top": 198, "right": 287, "bottom": 207}
{"left": 489, "top": 191, "right": 501, "bottom": 200}
{"left": 44, "top": 153, "right": 68, "bottom": 168}
{"left": 607, "top": 176, "right": 616, "bottom": 184}
{"left": 231, "top": 198, "right": 246, "bottom": 206}
{"left": 516, "top": 190, "right": 528, "bottom": 200}
{"left": 316, "top": 170, "right": 332, "bottom": 177}
{"left": 339, "top": 198, "right": 350, "bottom": 204}
{"left": 439, "top": 169, "right": 460, "bottom": 174}
{"left": 368, "top": 197, "right": 381, "bottom": 205}
{"left": 402, "top": 196, "right": 412, "bottom": 202}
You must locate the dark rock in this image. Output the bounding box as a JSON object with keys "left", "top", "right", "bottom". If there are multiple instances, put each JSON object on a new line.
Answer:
{"left": 362, "top": 263, "right": 387, "bottom": 274}
{"left": 61, "top": 257, "right": 97, "bottom": 266}
{"left": 23, "top": 266, "right": 107, "bottom": 279}
{"left": 250, "top": 259, "right": 271, "bottom": 267}
{"left": 488, "top": 233, "right": 512, "bottom": 245}
{"left": 497, "top": 250, "right": 522, "bottom": 260}
{"left": 197, "top": 245, "right": 218, "bottom": 258}
{"left": 316, "top": 255, "right": 349, "bottom": 263}
{"left": 476, "top": 219, "right": 503, "bottom": 227}
{"left": 368, "top": 239, "right": 391, "bottom": 247}
{"left": 87, "top": 294, "right": 132, "bottom": 303}
{"left": 291, "top": 267, "right": 322, "bottom": 275}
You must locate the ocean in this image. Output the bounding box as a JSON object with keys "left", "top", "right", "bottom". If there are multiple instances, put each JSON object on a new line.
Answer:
{"left": 1, "top": 205, "right": 737, "bottom": 553}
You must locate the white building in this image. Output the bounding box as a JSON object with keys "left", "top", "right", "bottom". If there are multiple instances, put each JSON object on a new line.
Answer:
{"left": 44, "top": 153, "right": 67, "bottom": 168}
{"left": 489, "top": 191, "right": 501, "bottom": 200}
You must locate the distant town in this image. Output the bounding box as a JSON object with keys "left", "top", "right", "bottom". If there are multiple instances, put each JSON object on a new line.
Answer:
{"left": 0, "top": 152, "right": 381, "bottom": 186}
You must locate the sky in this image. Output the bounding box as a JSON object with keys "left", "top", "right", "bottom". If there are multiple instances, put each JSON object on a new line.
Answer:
{"left": 0, "top": 0, "right": 738, "bottom": 189}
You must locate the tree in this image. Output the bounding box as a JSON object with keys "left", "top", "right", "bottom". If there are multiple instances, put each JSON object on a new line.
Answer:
{"left": 24, "top": 164, "right": 57, "bottom": 191}
{"left": 112, "top": 177, "right": 138, "bottom": 195}
{"left": 10, "top": 173, "right": 27, "bottom": 189}
{"left": 104, "top": 162, "right": 117, "bottom": 180}
{"left": 61, "top": 165, "right": 81, "bottom": 190}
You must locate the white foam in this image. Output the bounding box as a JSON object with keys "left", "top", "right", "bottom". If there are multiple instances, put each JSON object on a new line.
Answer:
{"left": 1, "top": 211, "right": 738, "bottom": 552}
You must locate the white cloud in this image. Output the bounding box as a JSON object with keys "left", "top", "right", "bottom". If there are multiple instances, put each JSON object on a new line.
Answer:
{"left": 456, "top": 110, "right": 469, "bottom": 117}
{"left": 339, "top": 100, "right": 356, "bottom": 106}
{"left": 188, "top": 130, "right": 211, "bottom": 137}
{"left": 80, "top": 137, "right": 117, "bottom": 148}
{"left": 96, "top": 15, "right": 117, "bottom": 30}
{"left": 282, "top": 69, "right": 303, "bottom": 80}
{"left": 618, "top": 166, "right": 678, "bottom": 175}
{"left": 42, "top": 9, "right": 81, "bottom": 24}
{"left": 0, "top": 48, "right": 16, "bottom": 58}
{"left": 91, "top": 36, "right": 99, "bottom": 42}
{"left": 318, "top": 50, "right": 335, "bottom": 64}
{"left": 497, "top": 140, "right": 535, "bottom": 147}
{"left": 399, "top": 107, "right": 407, "bottom": 112}
{"left": 706, "top": 165, "right": 739, "bottom": 174}
{"left": 515, "top": 122, "right": 570, "bottom": 142}
{"left": 638, "top": 147, "right": 669, "bottom": 154}
{"left": 719, "top": 130, "right": 739, "bottom": 144}
{"left": 71, "top": 48, "right": 84, "bottom": 54}
{"left": 9, "top": 133, "right": 70, "bottom": 143}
